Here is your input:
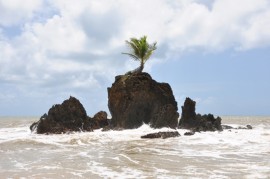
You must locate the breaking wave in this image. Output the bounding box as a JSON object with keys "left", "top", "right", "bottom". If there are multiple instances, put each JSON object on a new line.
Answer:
{"left": 0, "top": 116, "right": 270, "bottom": 178}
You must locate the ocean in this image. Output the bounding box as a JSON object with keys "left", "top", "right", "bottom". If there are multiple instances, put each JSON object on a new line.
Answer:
{"left": 0, "top": 116, "right": 269, "bottom": 179}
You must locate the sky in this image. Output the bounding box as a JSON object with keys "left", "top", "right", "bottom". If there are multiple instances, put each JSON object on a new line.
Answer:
{"left": 0, "top": 0, "right": 270, "bottom": 116}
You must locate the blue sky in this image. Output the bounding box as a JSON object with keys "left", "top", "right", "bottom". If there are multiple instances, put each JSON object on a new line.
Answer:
{"left": 0, "top": 0, "right": 270, "bottom": 116}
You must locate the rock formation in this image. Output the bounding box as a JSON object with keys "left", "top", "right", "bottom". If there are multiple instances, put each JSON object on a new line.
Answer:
{"left": 30, "top": 96, "right": 111, "bottom": 134}
{"left": 91, "top": 111, "right": 109, "bottom": 130}
{"left": 108, "top": 72, "right": 179, "bottom": 129}
{"left": 30, "top": 96, "right": 92, "bottom": 134}
{"left": 222, "top": 124, "right": 253, "bottom": 130}
{"left": 184, "top": 131, "right": 195, "bottom": 136}
{"left": 178, "top": 97, "right": 222, "bottom": 132}
{"left": 141, "top": 131, "right": 180, "bottom": 139}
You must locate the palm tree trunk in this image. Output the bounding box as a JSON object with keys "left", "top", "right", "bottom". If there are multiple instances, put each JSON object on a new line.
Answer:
{"left": 139, "top": 61, "right": 144, "bottom": 73}
{"left": 129, "top": 61, "right": 144, "bottom": 74}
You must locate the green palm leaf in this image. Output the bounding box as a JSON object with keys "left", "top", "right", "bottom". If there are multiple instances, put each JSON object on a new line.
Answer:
{"left": 122, "top": 36, "right": 157, "bottom": 73}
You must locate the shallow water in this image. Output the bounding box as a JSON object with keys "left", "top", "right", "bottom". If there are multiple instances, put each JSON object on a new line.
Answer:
{"left": 0, "top": 116, "right": 270, "bottom": 179}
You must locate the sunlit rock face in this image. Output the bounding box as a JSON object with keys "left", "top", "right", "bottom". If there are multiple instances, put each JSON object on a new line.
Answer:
{"left": 108, "top": 72, "right": 179, "bottom": 129}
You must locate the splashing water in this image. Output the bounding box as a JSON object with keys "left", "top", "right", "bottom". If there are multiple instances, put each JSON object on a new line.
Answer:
{"left": 0, "top": 116, "right": 270, "bottom": 178}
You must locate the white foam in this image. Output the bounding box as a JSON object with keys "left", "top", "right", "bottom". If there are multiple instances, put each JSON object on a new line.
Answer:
{"left": 87, "top": 161, "right": 144, "bottom": 178}
{"left": 118, "top": 154, "right": 140, "bottom": 164}
{"left": 1, "top": 118, "right": 270, "bottom": 178}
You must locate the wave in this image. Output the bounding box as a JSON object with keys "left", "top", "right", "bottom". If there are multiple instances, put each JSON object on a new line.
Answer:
{"left": 1, "top": 119, "right": 270, "bottom": 179}
{"left": 1, "top": 122, "right": 269, "bottom": 148}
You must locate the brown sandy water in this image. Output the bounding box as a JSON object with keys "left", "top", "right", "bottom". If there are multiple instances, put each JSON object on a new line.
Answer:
{"left": 0, "top": 116, "right": 269, "bottom": 178}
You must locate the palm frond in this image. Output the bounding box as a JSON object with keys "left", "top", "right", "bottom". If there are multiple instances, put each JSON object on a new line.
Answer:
{"left": 121, "top": 52, "right": 140, "bottom": 61}
{"left": 122, "top": 35, "right": 157, "bottom": 73}
{"left": 125, "top": 39, "right": 140, "bottom": 57}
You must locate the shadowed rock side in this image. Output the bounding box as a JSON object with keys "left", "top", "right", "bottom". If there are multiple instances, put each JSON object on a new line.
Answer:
{"left": 108, "top": 72, "right": 179, "bottom": 129}
{"left": 30, "top": 96, "right": 110, "bottom": 134}
{"left": 30, "top": 96, "right": 92, "bottom": 134}
{"left": 91, "top": 111, "right": 109, "bottom": 130}
{"left": 178, "top": 97, "right": 222, "bottom": 132}
{"left": 141, "top": 131, "right": 180, "bottom": 139}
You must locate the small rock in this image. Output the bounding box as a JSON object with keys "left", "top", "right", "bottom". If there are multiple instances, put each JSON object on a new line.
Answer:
{"left": 184, "top": 131, "right": 195, "bottom": 136}
{"left": 237, "top": 125, "right": 253, "bottom": 130}
{"left": 222, "top": 125, "right": 234, "bottom": 130}
{"left": 91, "top": 111, "right": 109, "bottom": 129}
{"left": 141, "top": 131, "right": 180, "bottom": 139}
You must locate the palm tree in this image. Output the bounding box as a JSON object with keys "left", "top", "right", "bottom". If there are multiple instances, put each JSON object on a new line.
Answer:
{"left": 122, "top": 36, "right": 157, "bottom": 74}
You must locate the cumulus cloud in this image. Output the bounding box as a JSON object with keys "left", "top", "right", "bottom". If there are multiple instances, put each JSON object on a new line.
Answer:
{"left": 1, "top": 0, "right": 270, "bottom": 115}
{"left": 1, "top": 0, "right": 270, "bottom": 81}
{"left": 0, "top": 0, "right": 43, "bottom": 26}
{"left": 166, "top": 0, "right": 270, "bottom": 51}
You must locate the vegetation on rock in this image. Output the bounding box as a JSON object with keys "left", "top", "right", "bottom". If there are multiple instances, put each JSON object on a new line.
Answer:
{"left": 122, "top": 36, "right": 157, "bottom": 74}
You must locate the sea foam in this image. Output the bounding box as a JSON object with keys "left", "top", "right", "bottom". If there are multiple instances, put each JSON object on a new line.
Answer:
{"left": 0, "top": 116, "right": 269, "bottom": 178}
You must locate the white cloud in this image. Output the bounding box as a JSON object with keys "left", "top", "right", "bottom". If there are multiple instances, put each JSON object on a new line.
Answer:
{"left": 240, "top": 9, "right": 270, "bottom": 49}
{"left": 28, "top": 15, "right": 87, "bottom": 54}
{"left": 0, "top": 0, "right": 270, "bottom": 115}
{"left": 166, "top": 0, "right": 270, "bottom": 51}
{"left": 1, "top": 0, "right": 270, "bottom": 78}
{"left": 0, "top": 0, "right": 42, "bottom": 26}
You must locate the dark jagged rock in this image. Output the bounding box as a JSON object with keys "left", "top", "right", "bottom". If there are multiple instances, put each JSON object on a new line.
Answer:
{"left": 91, "top": 111, "right": 109, "bottom": 129}
{"left": 180, "top": 97, "right": 196, "bottom": 124}
{"left": 108, "top": 72, "right": 179, "bottom": 129}
{"left": 141, "top": 131, "right": 180, "bottom": 139}
{"left": 237, "top": 125, "right": 253, "bottom": 129}
{"left": 30, "top": 96, "right": 92, "bottom": 134}
{"left": 30, "top": 122, "right": 38, "bottom": 132}
{"left": 178, "top": 97, "right": 222, "bottom": 132}
{"left": 184, "top": 131, "right": 195, "bottom": 136}
{"left": 222, "top": 125, "right": 234, "bottom": 130}
{"left": 222, "top": 124, "right": 253, "bottom": 130}
{"left": 30, "top": 113, "right": 47, "bottom": 132}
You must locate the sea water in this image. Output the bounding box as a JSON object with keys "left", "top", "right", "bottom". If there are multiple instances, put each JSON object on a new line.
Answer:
{"left": 0, "top": 116, "right": 269, "bottom": 179}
